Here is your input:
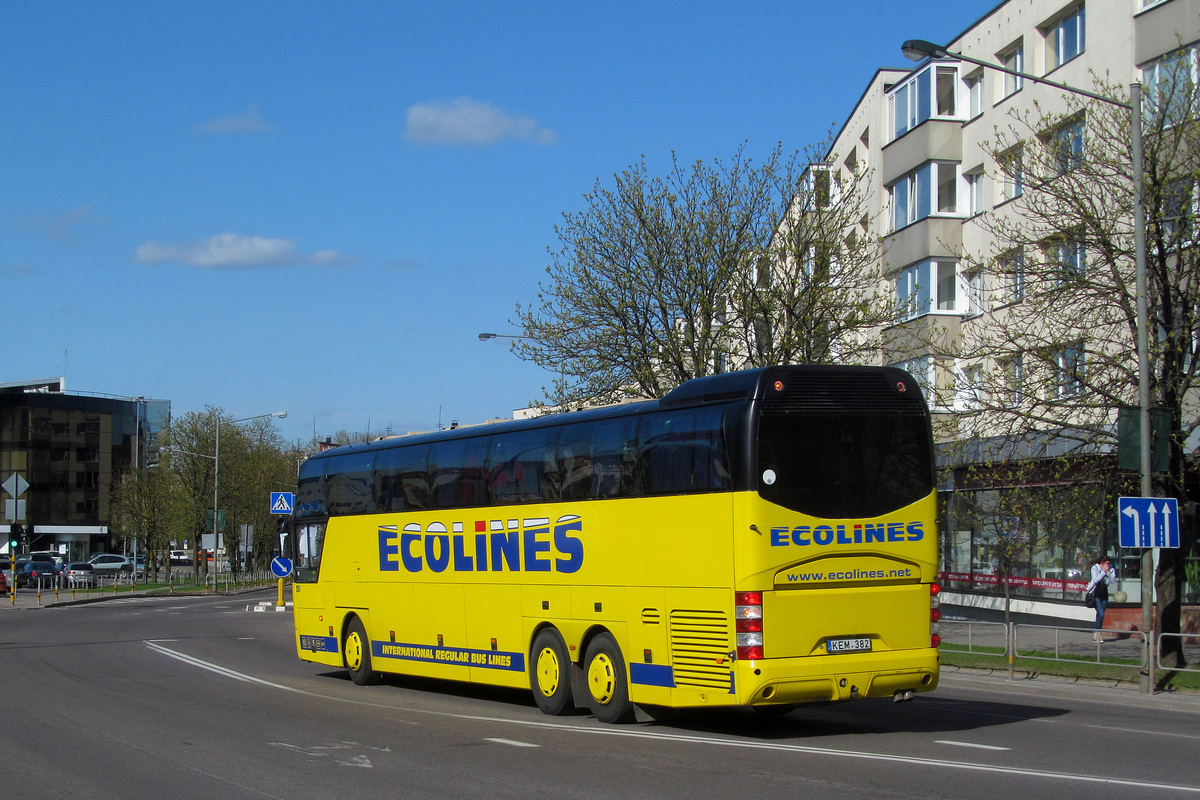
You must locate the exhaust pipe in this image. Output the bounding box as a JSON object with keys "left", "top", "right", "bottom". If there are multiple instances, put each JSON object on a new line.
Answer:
{"left": 893, "top": 689, "right": 915, "bottom": 703}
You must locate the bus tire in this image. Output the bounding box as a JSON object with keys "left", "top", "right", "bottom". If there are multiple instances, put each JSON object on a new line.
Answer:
{"left": 583, "top": 632, "right": 634, "bottom": 724}
{"left": 530, "top": 629, "right": 574, "bottom": 716}
{"left": 344, "top": 617, "right": 378, "bottom": 686}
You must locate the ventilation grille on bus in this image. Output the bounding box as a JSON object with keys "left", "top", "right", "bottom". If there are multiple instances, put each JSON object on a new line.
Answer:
{"left": 762, "top": 371, "right": 924, "bottom": 412}
{"left": 641, "top": 608, "right": 661, "bottom": 625}
{"left": 669, "top": 610, "right": 732, "bottom": 690}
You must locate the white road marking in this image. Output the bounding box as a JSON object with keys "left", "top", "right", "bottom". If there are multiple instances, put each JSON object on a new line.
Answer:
{"left": 485, "top": 738, "right": 540, "bottom": 748}
{"left": 144, "top": 643, "right": 1199, "bottom": 793}
{"left": 936, "top": 740, "right": 1010, "bottom": 751}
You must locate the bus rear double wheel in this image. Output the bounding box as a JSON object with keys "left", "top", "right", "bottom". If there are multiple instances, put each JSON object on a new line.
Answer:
{"left": 583, "top": 632, "right": 634, "bottom": 724}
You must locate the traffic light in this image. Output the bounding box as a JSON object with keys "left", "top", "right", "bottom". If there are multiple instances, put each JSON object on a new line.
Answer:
{"left": 9, "top": 522, "right": 22, "bottom": 552}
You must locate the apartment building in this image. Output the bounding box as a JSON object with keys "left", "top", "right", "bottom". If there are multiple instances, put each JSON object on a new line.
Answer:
{"left": 815, "top": 0, "right": 1200, "bottom": 619}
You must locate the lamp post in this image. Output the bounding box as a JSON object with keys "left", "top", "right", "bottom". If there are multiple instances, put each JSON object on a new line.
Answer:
{"left": 902, "top": 39, "right": 1151, "bottom": 689}
{"left": 212, "top": 411, "right": 287, "bottom": 591}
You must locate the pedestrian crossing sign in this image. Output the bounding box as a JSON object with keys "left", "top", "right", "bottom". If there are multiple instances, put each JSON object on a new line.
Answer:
{"left": 270, "top": 492, "right": 295, "bottom": 515}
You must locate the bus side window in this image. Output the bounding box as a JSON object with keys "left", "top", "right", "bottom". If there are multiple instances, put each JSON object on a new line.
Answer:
{"left": 592, "top": 418, "right": 638, "bottom": 499}
{"left": 399, "top": 445, "right": 431, "bottom": 511}
{"left": 490, "top": 428, "right": 558, "bottom": 504}
{"left": 558, "top": 423, "right": 595, "bottom": 501}
{"left": 373, "top": 447, "right": 404, "bottom": 512}
{"left": 325, "top": 451, "right": 377, "bottom": 515}
{"left": 431, "top": 438, "right": 490, "bottom": 509}
{"left": 639, "top": 407, "right": 729, "bottom": 495}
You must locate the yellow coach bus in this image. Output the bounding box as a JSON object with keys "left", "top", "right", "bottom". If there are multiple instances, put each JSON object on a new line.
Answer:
{"left": 289, "top": 365, "right": 940, "bottom": 722}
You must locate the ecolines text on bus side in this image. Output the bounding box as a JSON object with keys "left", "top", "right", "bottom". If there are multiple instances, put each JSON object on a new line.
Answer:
{"left": 769, "top": 521, "right": 925, "bottom": 547}
{"left": 378, "top": 514, "right": 584, "bottom": 574}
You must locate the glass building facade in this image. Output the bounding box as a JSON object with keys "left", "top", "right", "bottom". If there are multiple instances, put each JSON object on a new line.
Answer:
{"left": 0, "top": 380, "right": 169, "bottom": 559}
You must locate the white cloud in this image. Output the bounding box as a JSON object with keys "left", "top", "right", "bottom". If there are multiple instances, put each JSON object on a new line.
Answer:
{"left": 16, "top": 202, "right": 104, "bottom": 243}
{"left": 135, "top": 233, "right": 349, "bottom": 270}
{"left": 197, "top": 105, "right": 275, "bottom": 135}
{"left": 405, "top": 97, "right": 555, "bottom": 146}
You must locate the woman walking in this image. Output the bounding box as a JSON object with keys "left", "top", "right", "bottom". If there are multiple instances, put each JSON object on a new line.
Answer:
{"left": 1086, "top": 554, "right": 1117, "bottom": 642}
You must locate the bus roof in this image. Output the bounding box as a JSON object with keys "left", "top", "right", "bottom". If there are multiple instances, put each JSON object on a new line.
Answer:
{"left": 303, "top": 364, "right": 923, "bottom": 464}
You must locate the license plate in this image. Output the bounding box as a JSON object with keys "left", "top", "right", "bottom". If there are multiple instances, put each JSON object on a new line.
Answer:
{"left": 826, "top": 636, "right": 872, "bottom": 654}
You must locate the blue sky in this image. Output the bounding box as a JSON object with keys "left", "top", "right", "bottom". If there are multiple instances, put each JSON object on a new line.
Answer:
{"left": 1, "top": 1, "right": 997, "bottom": 445}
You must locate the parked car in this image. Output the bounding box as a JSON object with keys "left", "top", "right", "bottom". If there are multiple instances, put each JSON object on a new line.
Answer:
{"left": 0, "top": 558, "right": 11, "bottom": 588}
{"left": 169, "top": 550, "right": 192, "bottom": 566}
{"left": 60, "top": 562, "right": 97, "bottom": 588}
{"left": 87, "top": 554, "right": 134, "bottom": 576}
{"left": 15, "top": 560, "right": 59, "bottom": 588}
{"left": 0, "top": 568, "right": 7, "bottom": 594}
{"left": 26, "top": 550, "right": 67, "bottom": 567}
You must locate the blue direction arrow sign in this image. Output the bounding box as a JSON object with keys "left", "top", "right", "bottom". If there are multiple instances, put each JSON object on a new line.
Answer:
{"left": 1118, "top": 496, "right": 1180, "bottom": 548}
{"left": 271, "top": 557, "right": 293, "bottom": 578}
{"left": 270, "top": 492, "right": 295, "bottom": 515}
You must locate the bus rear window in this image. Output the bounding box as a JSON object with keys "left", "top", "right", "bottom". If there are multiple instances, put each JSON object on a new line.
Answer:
{"left": 757, "top": 411, "right": 933, "bottom": 518}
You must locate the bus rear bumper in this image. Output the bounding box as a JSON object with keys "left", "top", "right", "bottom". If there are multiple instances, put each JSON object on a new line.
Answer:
{"left": 737, "top": 649, "right": 939, "bottom": 706}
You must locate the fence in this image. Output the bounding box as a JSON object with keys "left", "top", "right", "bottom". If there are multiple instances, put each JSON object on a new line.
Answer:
{"left": 940, "top": 619, "right": 1149, "bottom": 677}
{"left": 1157, "top": 633, "right": 1200, "bottom": 675}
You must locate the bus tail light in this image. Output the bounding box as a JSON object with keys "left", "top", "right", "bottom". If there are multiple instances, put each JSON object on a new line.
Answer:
{"left": 735, "top": 591, "right": 764, "bottom": 660}
{"left": 930, "top": 583, "right": 942, "bottom": 648}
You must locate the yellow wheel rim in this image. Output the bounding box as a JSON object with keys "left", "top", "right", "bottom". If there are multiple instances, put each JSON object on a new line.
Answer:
{"left": 346, "top": 631, "right": 364, "bottom": 672}
{"left": 588, "top": 652, "right": 616, "bottom": 705}
{"left": 535, "top": 646, "right": 561, "bottom": 698}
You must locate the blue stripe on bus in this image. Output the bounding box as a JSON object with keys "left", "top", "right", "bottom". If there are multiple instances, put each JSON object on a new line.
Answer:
{"left": 299, "top": 635, "right": 339, "bottom": 654}
{"left": 629, "top": 663, "right": 675, "bottom": 688}
{"left": 371, "top": 641, "right": 526, "bottom": 672}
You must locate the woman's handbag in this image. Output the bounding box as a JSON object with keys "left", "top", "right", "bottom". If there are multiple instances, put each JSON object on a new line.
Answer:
{"left": 1085, "top": 588, "right": 1097, "bottom": 608}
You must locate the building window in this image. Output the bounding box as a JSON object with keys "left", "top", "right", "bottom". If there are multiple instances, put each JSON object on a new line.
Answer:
{"left": 889, "top": 63, "right": 962, "bottom": 140}
{"left": 893, "top": 356, "right": 949, "bottom": 409}
{"left": 965, "top": 269, "right": 985, "bottom": 316}
{"left": 895, "top": 260, "right": 963, "bottom": 320}
{"left": 1054, "top": 342, "right": 1086, "bottom": 398}
{"left": 889, "top": 162, "right": 961, "bottom": 231}
{"left": 1046, "top": 5, "right": 1085, "bottom": 72}
{"left": 997, "top": 248, "right": 1025, "bottom": 303}
{"left": 966, "top": 71, "right": 985, "bottom": 119}
{"left": 1045, "top": 231, "right": 1086, "bottom": 283}
{"left": 1000, "top": 355, "right": 1025, "bottom": 406}
{"left": 936, "top": 66, "right": 957, "bottom": 116}
{"left": 1143, "top": 46, "right": 1199, "bottom": 127}
{"left": 1044, "top": 116, "right": 1085, "bottom": 176}
{"left": 999, "top": 43, "right": 1024, "bottom": 98}
{"left": 957, "top": 363, "right": 984, "bottom": 410}
{"left": 998, "top": 146, "right": 1023, "bottom": 202}
{"left": 1162, "top": 178, "right": 1196, "bottom": 248}
{"left": 966, "top": 168, "right": 985, "bottom": 215}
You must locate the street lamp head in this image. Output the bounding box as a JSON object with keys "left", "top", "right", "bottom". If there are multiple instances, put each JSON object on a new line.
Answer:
{"left": 478, "top": 333, "right": 497, "bottom": 341}
{"left": 274, "top": 411, "right": 288, "bottom": 420}
{"left": 902, "top": 39, "right": 947, "bottom": 62}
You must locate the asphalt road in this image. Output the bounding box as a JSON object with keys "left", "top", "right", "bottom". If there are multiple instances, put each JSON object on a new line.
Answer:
{"left": 1, "top": 589, "right": 1198, "bottom": 800}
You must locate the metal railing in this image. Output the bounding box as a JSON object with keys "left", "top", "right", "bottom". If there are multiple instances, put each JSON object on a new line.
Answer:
{"left": 1156, "top": 633, "right": 1200, "bottom": 675}
{"left": 940, "top": 619, "right": 1149, "bottom": 675}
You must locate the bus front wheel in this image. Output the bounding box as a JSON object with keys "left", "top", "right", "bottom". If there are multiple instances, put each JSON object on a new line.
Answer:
{"left": 583, "top": 633, "right": 634, "bottom": 724}
{"left": 530, "top": 629, "right": 574, "bottom": 716}
{"left": 344, "top": 617, "right": 378, "bottom": 686}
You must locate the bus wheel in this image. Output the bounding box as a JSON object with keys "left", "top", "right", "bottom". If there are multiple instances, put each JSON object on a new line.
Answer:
{"left": 583, "top": 633, "right": 634, "bottom": 724}
{"left": 344, "top": 617, "right": 377, "bottom": 686}
{"left": 530, "top": 629, "right": 574, "bottom": 716}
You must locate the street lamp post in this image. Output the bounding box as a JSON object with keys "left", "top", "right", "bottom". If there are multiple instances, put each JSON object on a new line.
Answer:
{"left": 212, "top": 411, "right": 287, "bottom": 591}
{"left": 902, "top": 39, "right": 1152, "bottom": 689}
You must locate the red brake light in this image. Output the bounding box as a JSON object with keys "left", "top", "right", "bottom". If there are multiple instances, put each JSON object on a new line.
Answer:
{"left": 735, "top": 591, "right": 765, "bottom": 660}
{"left": 773, "top": 380, "right": 784, "bottom": 392}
